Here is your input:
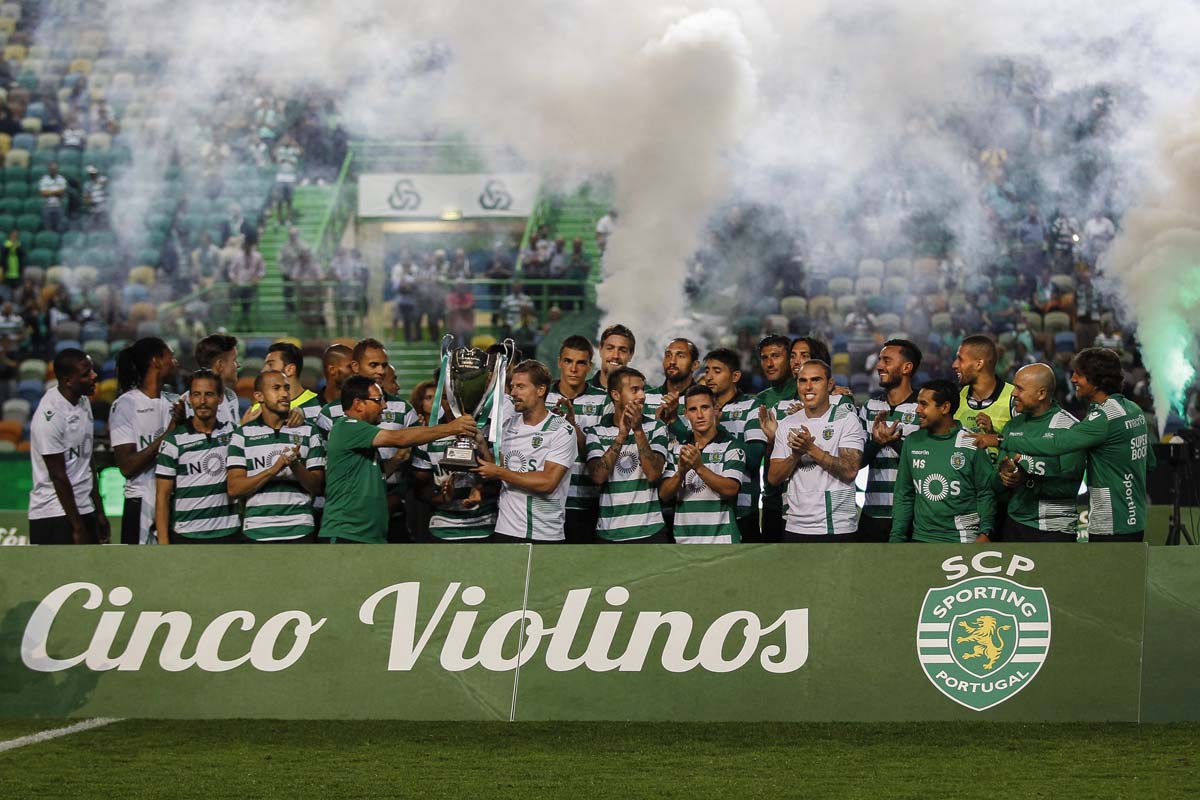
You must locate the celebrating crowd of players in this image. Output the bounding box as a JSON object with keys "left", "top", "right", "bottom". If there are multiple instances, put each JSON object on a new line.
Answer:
{"left": 26, "top": 323, "right": 1158, "bottom": 546}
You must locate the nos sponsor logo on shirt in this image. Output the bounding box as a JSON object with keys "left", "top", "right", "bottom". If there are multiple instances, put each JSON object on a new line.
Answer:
{"left": 917, "top": 553, "right": 1051, "bottom": 711}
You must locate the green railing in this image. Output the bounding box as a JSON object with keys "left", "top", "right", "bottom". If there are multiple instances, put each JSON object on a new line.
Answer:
{"left": 348, "top": 140, "right": 526, "bottom": 174}
{"left": 314, "top": 151, "right": 356, "bottom": 264}
{"left": 157, "top": 280, "right": 361, "bottom": 339}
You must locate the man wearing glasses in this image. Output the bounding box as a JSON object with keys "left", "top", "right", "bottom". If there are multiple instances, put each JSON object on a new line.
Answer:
{"left": 320, "top": 375, "right": 475, "bottom": 544}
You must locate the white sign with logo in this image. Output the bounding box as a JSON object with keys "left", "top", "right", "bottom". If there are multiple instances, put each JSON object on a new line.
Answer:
{"left": 357, "top": 173, "right": 539, "bottom": 219}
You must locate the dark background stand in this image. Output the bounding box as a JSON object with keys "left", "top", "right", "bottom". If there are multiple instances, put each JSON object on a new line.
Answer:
{"left": 1149, "top": 433, "right": 1200, "bottom": 546}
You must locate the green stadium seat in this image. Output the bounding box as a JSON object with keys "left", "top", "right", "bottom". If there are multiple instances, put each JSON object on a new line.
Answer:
{"left": 2, "top": 165, "right": 26, "bottom": 183}
{"left": 61, "top": 230, "right": 85, "bottom": 249}
{"left": 34, "top": 230, "right": 59, "bottom": 250}
{"left": 85, "top": 249, "right": 116, "bottom": 269}
{"left": 16, "top": 213, "right": 38, "bottom": 230}
{"left": 3, "top": 181, "right": 29, "bottom": 198}
{"left": 0, "top": 214, "right": 13, "bottom": 232}
{"left": 0, "top": 199, "right": 18, "bottom": 217}
{"left": 21, "top": 197, "right": 40, "bottom": 215}
{"left": 86, "top": 231, "right": 115, "bottom": 250}
{"left": 26, "top": 247, "right": 53, "bottom": 267}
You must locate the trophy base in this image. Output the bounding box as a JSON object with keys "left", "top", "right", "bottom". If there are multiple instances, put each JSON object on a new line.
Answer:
{"left": 440, "top": 442, "right": 479, "bottom": 472}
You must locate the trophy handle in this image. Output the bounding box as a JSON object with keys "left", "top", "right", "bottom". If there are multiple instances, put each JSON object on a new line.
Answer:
{"left": 440, "top": 333, "right": 456, "bottom": 358}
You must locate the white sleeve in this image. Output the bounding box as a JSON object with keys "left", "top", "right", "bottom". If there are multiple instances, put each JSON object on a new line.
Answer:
{"left": 771, "top": 418, "right": 792, "bottom": 461}
{"left": 30, "top": 412, "right": 66, "bottom": 456}
{"left": 546, "top": 425, "right": 577, "bottom": 469}
{"left": 839, "top": 415, "right": 867, "bottom": 451}
{"left": 109, "top": 396, "right": 137, "bottom": 447}
{"left": 662, "top": 441, "right": 679, "bottom": 479}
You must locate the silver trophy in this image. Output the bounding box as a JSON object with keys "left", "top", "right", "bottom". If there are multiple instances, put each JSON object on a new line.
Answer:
{"left": 440, "top": 335, "right": 514, "bottom": 471}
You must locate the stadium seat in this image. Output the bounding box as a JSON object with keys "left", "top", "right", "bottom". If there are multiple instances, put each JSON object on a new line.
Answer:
{"left": 95, "top": 377, "right": 118, "bottom": 403}
{"left": 245, "top": 338, "right": 272, "bottom": 358}
{"left": 0, "top": 3, "right": 19, "bottom": 20}
{"left": 876, "top": 313, "right": 901, "bottom": 333}
{"left": 885, "top": 258, "right": 912, "bottom": 278}
{"left": 913, "top": 258, "right": 939, "bottom": 278}
{"left": 2, "top": 397, "right": 29, "bottom": 424}
{"left": 35, "top": 133, "right": 59, "bottom": 151}
{"left": 68, "top": 58, "right": 92, "bottom": 75}
{"left": 883, "top": 276, "right": 908, "bottom": 296}
{"left": 835, "top": 295, "right": 857, "bottom": 313}
{"left": 36, "top": 231, "right": 61, "bottom": 251}
{"left": 857, "top": 259, "right": 884, "bottom": 279}
{"left": 301, "top": 355, "right": 323, "bottom": 378}
{"left": 855, "top": 276, "right": 882, "bottom": 295}
{"left": 54, "top": 338, "right": 81, "bottom": 354}
{"left": 1022, "top": 311, "right": 1044, "bottom": 331}
{"left": 831, "top": 353, "right": 851, "bottom": 375}
{"left": 17, "top": 358, "right": 45, "bottom": 382}
{"left": 83, "top": 340, "right": 108, "bottom": 365}
{"left": 3, "top": 43, "right": 25, "bottom": 62}
{"left": 4, "top": 149, "right": 28, "bottom": 168}
{"left": 763, "top": 314, "right": 788, "bottom": 334}
{"left": 1050, "top": 274, "right": 1076, "bottom": 293}
{"left": 850, "top": 373, "right": 872, "bottom": 395}
{"left": 0, "top": 439, "right": 16, "bottom": 452}
{"left": 241, "top": 356, "right": 265, "bottom": 375}
{"left": 947, "top": 292, "right": 968, "bottom": 313}
{"left": 51, "top": 319, "right": 80, "bottom": 339}
{"left": 86, "top": 132, "right": 111, "bottom": 152}
{"left": 0, "top": 213, "right": 13, "bottom": 232}
{"left": 930, "top": 312, "right": 954, "bottom": 333}
{"left": 779, "top": 296, "right": 807, "bottom": 317}
{"left": 1054, "top": 331, "right": 1077, "bottom": 353}
{"left": 128, "top": 265, "right": 156, "bottom": 286}
{"left": 27, "top": 248, "right": 54, "bottom": 268}
{"left": 808, "top": 295, "right": 835, "bottom": 318}
{"left": 0, "top": 132, "right": 9, "bottom": 156}
{"left": 16, "top": 378, "right": 41, "bottom": 405}
{"left": 23, "top": 266, "right": 44, "bottom": 285}
{"left": 1043, "top": 311, "right": 1071, "bottom": 334}
{"left": 827, "top": 277, "right": 854, "bottom": 297}
{"left": 20, "top": 117, "right": 41, "bottom": 134}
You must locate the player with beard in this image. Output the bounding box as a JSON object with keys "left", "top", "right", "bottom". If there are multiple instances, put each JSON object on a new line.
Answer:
{"left": 755, "top": 335, "right": 794, "bottom": 542}
{"left": 586, "top": 366, "right": 670, "bottom": 543}
{"left": 952, "top": 333, "right": 1016, "bottom": 446}
{"left": 191, "top": 334, "right": 242, "bottom": 426}
{"left": 546, "top": 335, "right": 608, "bottom": 543}
{"left": 476, "top": 360, "right": 577, "bottom": 542}
{"left": 227, "top": 370, "right": 326, "bottom": 543}
{"left": 313, "top": 344, "right": 354, "bottom": 436}
{"left": 648, "top": 337, "right": 699, "bottom": 421}
{"left": 855, "top": 339, "right": 923, "bottom": 542}
{"left": 589, "top": 324, "right": 636, "bottom": 394}
{"left": 767, "top": 360, "right": 864, "bottom": 542}
{"left": 29, "top": 349, "right": 108, "bottom": 544}
{"left": 110, "top": 337, "right": 185, "bottom": 545}
{"left": 155, "top": 370, "right": 239, "bottom": 544}
{"left": 698, "top": 348, "right": 767, "bottom": 543}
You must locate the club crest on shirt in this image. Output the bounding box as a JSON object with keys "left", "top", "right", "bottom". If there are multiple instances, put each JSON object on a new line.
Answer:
{"left": 822, "top": 427, "right": 834, "bottom": 441}
{"left": 532, "top": 434, "right": 543, "bottom": 448}
{"left": 950, "top": 451, "right": 966, "bottom": 471}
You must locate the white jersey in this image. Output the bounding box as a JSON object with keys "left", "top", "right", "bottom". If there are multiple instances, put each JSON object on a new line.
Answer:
{"left": 772, "top": 402, "right": 866, "bottom": 536}
{"left": 494, "top": 411, "right": 577, "bottom": 542}
{"left": 109, "top": 388, "right": 179, "bottom": 545}
{"left": 29, "top": 387, "right": 95, "bottom": 520}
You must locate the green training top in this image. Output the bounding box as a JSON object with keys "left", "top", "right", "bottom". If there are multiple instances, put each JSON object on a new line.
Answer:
{"left": 995, "top": 404, "right": 1084, "bottom": 535}
{"left": 1002, "top": 394, "right": 1156, "bottom": 536}
{"left": 320, "top": 417, "right": 388, "bottom": 543}
{"left": 891, "top": 424, "right": 996, "bottom": 543}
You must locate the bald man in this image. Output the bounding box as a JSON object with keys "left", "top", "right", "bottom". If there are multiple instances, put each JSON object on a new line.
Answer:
{"left": 315, "top": 344, "right": 354, "bottom": 435}
{"left": 991, "top": 364, "right": 1084, "bottom": 541}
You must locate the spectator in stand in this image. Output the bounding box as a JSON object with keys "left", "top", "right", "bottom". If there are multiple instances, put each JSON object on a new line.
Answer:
{"left": 1094, "top": 320, "right": 1123, "bottom": 351}
{"left": 500, "top": 281, "right": 534, "bottom": 334}
{"left": 1073, "top": 269, "right": 1103, "bottom": 348}
{"left": 332, "top": 247, "right": 369, "bottom": 324}
{"left": 485, "top": 243, "right": 514, "bottom": 279}
{"left": 1014, "top": 203, "right": 1047, "bottom": 276}
{"left": 278, "top": 227, "right": 314, "bottom": 314}
{"left": 38, "top": 162, "right": 68, "bottom": 234}
{"left": 273, "top": 134, "right": 302, "bottom": 225}
{"left": 1, "top": 230, "right": 24, "bottom": 294}
{"left": 60, "top": 112, "right": 86, "bottom": 149}
{"left": 220, "top": 203, "right": 257, "bottom": 247}
{"left": 595, "top": 208, "right": 618, "bottom": 251}
{"left": 227, "top": 238, "right": 265, "bottom": 328}
{"left": 0, "top": 301, "right": 23, "bottom": 339}
{"left": 547, "top": 237, "right": 568, "bottom": 277}
{"left": 293, "top": 243, "right": 326, "bottom": 330}
{"left": 90, "top": 99, "right": 116, "bottom": 135}
{"left": 81, "top": 166, "right": 108, "bottom": 231}
{"left": 1033, "top": 268, "right": 1063, "bottom": 314}
{"left": 446, "top": 279, "right": 475, "bottom": 345}
{"left": 843, "top": 297, "right": 876, "bottom": 333}
{"left": 391, "top": 254, "right": 420, "bottom": 342}
{"left": 418, "top": 255, "right": 448, "bottom": 341}
{"left": 1048, "top": 211, "right": 1080, "bottom": 274}
{"left": 447, "top": 248, "right": 472, "bottom": 280}
{"left": 191, "top": 232, "right": 222, "bottom": 288}
{"left": 1082, "top": 210, "right": 1116, "bottom": 266}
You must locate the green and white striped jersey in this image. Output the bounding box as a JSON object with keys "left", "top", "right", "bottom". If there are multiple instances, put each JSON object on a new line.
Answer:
{"left": 546, "top": 385, "right": 608, "bottom": 511}
{"left": 412, "top": 436, "right": 498, "bottom": 541}
{"left": 668, "top": 392, "right": 767, "bottom": 517}
{"left": 997, "top": 405, "right": 1084, "bottom": 534}
{"left": 378, "top": 394, "right": 419, "bottom": 491}
{"left": 155, "top": 420, "right": 239, "bottom": 540}
{"left": 494, "top": 411, "right": 578, "bottom": 541}
{"left": 663, "top": 430, "right": 745, "bottom": 544}
{"left": 315, "top": 400, "right": 343, "bottom": 436}
{"left": 771, "top": 401, "right": 865, "bottom": 536}
{"left": 585, "top": 413, "right": 670, "bottom": 541}
{"left": 858, "top": 392, "right": 920, "bottom": 520}
{"left": 227, "top": 421, "right": 325, "bottom": 541}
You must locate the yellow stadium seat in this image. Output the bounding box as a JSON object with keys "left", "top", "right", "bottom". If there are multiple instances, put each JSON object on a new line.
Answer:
{"left": 20, "top": 117, "right": 41, "bottom": 134}
{"left": 779, "top": 295, "right": 808, "bottom": 317}
{"left": 1044, "top": 311, "right": 1072, "bottom": 334}
{"left": 77, "top": 30, "right": 106, "bottom": 51}
{"left": 68, "top": 58, "right": 92, "bottom": 75}
{"left": 831, "top": 353, "right": 852, "bottom": 374}
{"left": 86, "top": 132, "right": 111, "bottom": 151}
{"left": 835, "top": 294, "right": 857, "bottom": 314}
{"left": 46, "top": 265, "right": 70, "bottom": 286}
{"left": 0, "top": 133, "right": 10, "bottom": 156}
{"left": 1022, "top": 311, "right": 1044, "bottom": 331}
{"left": 808, "top": 295, "right": 835, "bottom": 318}
{"left": 4, "top": 148, "right": 28, "bottom": 168}
{"left": 827, "top": 277, "right": 854, "bottom": 297}
{"left": 3, "top": 42, "right": 24, "bottom": 61}
{"left": 855, "top": 276, "right": 882, "bottom": 295}
{"left": 36, "top": 133, "right": 59, "bottom": 151}
{"left": 128, "top": 265, "right": 157, "bottom": 287}
{"left": 857, "top": 259, "right": 885, "bottom": 279}
{"left": 96, "top": 377, "right": 118, "bottom": 403}
{"left": 27, "top": 44, "right": 47, "bottom": 60}
{"left": 0, "top": 19, "right": 16, "bottom": 36}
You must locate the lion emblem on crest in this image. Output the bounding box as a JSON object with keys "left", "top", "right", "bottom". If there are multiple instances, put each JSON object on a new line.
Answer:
{"left": 955, "top": 615, "right": 1012, "bottom": 670}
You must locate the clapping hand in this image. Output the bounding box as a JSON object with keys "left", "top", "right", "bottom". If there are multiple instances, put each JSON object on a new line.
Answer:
{"left": 678, "top": 443, "right": 700, "bottom": 472}
{"left": 872, "top": 411, "right": 902, "bottom": 446}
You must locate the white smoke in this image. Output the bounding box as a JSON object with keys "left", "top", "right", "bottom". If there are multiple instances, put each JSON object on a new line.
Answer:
{"left": 30, "top": 1, "right": 1200, "bottom": 397}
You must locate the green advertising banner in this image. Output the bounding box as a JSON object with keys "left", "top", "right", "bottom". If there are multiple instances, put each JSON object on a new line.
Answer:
{"left": 1141, "top": 547, "right": 1200, "bottom": 722}
{"left": 1, "top": 544, "right": 1173, "bottom": 722}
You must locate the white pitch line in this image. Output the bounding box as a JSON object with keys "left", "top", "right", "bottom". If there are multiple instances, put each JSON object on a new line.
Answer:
{"left": 0, "top": 718, "right": 122, "bottom": 753}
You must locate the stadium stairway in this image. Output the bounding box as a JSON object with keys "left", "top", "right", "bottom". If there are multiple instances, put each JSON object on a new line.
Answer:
{"left": 384, "top": 340, "right": 442, "bottom": 394}
{"left": 252, "top": 184, "right": 336, "bottom": 333}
